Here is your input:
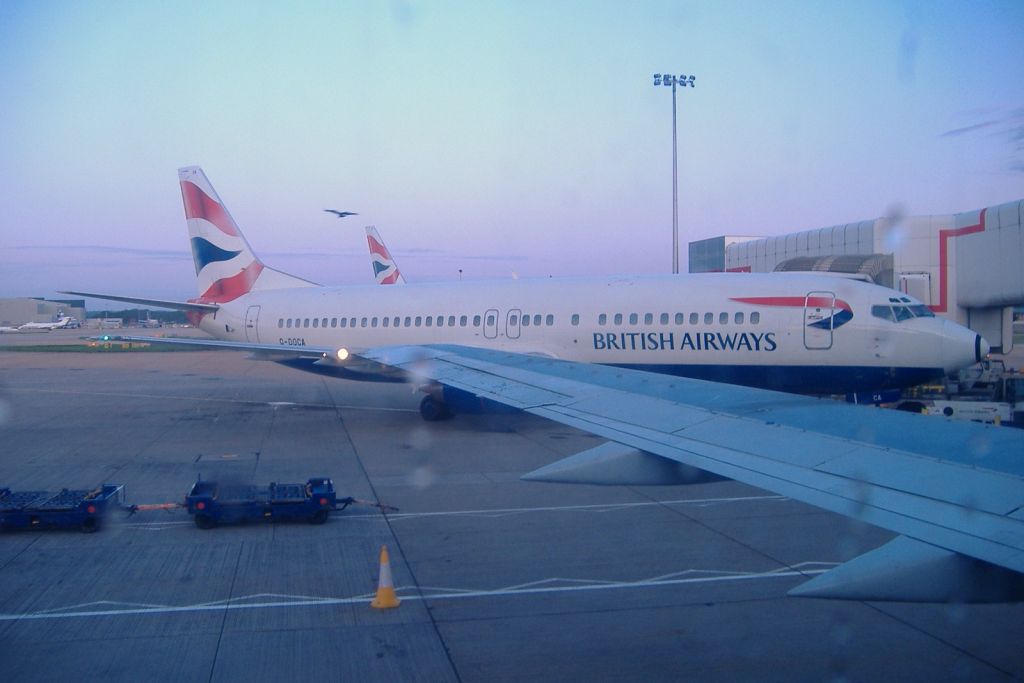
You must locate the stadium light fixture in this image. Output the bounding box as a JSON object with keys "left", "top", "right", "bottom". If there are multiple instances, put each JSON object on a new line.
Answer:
{"left": 652, "top": 72, "right": 696, "bottom": 274}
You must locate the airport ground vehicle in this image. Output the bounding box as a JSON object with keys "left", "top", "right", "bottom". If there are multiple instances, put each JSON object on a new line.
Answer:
{"left": 185, "top": 477, "right": 348, "bottom": 528}
{"left": 0, "top": 485, "right": 124, "bottom": 532}
{"left": 894, "top": 360, "right": 1024, "bottom": 427}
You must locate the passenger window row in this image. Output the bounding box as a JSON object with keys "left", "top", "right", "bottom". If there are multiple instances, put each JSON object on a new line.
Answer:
{"left": 509, "top": 313, "right": 555, "bottom": 327}
{"left": 278, "top": 314, "right": 483, "bottom": 329}
{"left": 596, "top": 311, "right": 759, "bottom": 326}
{"left": 275, "top": 309, "right": 763, "bottom": 330}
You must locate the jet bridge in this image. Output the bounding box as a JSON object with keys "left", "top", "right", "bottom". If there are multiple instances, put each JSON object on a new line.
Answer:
{"left": 694, "top": 198, "right": 1024, "bottom": 353}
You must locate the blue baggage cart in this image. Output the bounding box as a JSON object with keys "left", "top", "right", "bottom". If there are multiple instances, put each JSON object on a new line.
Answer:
{"left": 0, "top": 485, "right": 125, "bottom": 533}
{"left": 185, "top": 477, "right": 346, "bottom": 528}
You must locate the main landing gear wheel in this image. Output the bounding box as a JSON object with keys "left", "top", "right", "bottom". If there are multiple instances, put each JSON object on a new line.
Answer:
{"left": 194, "top": 514, "right": 217, "bottom": 529}
{"left": 309, "top": 508, "right": 329, "bottom": 525}
{"left": 419, "top": 395, "right": 453, "bottom": 421}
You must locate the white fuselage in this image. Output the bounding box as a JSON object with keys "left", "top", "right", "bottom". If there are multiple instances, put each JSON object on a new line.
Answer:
{"left": 196, "top": 272, "right": 981, "bottom": 395}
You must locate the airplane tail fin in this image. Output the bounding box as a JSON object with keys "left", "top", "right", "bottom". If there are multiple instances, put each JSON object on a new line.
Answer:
{"left": 179, "top": 166, "right": 318, "bottom": 303}
{"left": 365, "top": 225, "right": 406, "bottom": 285}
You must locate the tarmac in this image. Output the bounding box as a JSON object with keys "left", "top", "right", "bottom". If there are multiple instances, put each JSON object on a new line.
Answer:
{"left": 1, "top": 330, "right": 1022, "bottom": 682}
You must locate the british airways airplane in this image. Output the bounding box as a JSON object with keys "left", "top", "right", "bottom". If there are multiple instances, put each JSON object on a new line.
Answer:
{"left": 68, "top": 166, "right": 984, "bottom": 419}
{"left": 66, "top": 167, "right": 1024, "bottom": 602}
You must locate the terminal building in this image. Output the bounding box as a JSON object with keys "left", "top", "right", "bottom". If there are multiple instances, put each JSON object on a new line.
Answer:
{"left": 0, "top": 298, "right": 86, "bottom": 328}
{"left": 689, "top": 198, "right": 1024, "bottom": 354}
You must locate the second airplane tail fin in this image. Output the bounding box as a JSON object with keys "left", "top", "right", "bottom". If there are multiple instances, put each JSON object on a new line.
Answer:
{"left": 365, "top": 225, "right": 406, "bottom": 285}
{"left": 179, "top": 166, "right": 318, "bottom": 303}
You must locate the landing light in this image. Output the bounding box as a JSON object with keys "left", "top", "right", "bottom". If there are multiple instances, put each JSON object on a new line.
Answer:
{"left": 336, "top": 348, "right": 349, "bottom": 361}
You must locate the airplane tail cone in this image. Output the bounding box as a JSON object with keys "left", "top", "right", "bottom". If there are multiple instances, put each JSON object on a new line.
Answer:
{"left": 371, "top": 545, "right": 401, "bottom": 609}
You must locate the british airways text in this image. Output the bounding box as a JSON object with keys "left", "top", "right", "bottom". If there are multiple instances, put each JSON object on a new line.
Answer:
{"left": 592, "top": 331, "right": 778, "bottom": 352}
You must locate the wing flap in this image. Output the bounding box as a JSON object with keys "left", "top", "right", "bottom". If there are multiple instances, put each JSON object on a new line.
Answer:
{"left": 815, "top": 446, "right": 1024, "bottom": 517}
{"left": 662, "top": 414, "right": 843, "bottom": 469}
{"left": 562, "top": 392, "right": 720, "bottom": 435}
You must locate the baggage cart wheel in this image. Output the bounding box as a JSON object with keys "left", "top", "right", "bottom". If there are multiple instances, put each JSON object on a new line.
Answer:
{"left": 194, "top": 514, "right": 217, "bottom": 529}
{"left": 310, "top": 509, "right": 329, "bottom": 525}
{"left": 80, "top": 517, "right": 99, "bottom": 533}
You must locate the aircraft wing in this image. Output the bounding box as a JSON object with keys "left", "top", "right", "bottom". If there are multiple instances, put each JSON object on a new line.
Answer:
{"left": 93, "top": 334, "right": 332, "bottom": 357}
{"left": 92, "top": 335, "right": 404, "bottom": 380}
{"left": 60, "top": 290, "right": 220, "bottom": 313}
{"left": 361, "top": 343, "right": 1024, "bottom": 602}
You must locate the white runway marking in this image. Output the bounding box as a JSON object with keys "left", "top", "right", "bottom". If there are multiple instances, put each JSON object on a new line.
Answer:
{"left": 120, "top": 494, "right": 788, "bottom": 528}
{"left": 124, "top": 520, "right": 194, "bottom": 529}
{"left": 378, "top": 494, "right": 789, "bottom": 520}
{"left": 0, "top": 562, "right": 836, "bottom": 622}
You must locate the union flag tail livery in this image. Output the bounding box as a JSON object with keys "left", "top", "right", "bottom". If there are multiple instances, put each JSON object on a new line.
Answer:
{"left": 365, "top": 225, "right": 406, "bottom": 285}
{"left": 179, "top": 166, "right": 317, "bottom": 303}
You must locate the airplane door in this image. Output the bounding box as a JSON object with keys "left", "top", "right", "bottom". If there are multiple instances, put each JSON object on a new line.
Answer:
{"left": 803, "top": 291, "right": 834, "bottom": 350}
{"left": 506, "top": 309, "right": 521, "bottom": 340}
{"left": 245, "top": 305, "right": 261, "bottom": 343}
{"left": 483, "top": 309, "right": 499, "bottom": 339}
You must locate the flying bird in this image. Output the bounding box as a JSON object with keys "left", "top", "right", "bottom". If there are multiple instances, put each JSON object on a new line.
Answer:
{"left": 324, "top": 209, "right": 359, "bottom": 218}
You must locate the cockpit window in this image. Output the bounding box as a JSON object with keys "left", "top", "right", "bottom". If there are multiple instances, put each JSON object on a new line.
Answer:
{"left": 872, "top": 303, "right": 935, "bottom": 322}
{"left": 871, "top": 305, "right": 896, "bottom": 322}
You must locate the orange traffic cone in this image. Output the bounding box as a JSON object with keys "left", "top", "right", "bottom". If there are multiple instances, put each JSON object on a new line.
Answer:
{"left": 371, "top": 544, "right": 401, "bottom": 609}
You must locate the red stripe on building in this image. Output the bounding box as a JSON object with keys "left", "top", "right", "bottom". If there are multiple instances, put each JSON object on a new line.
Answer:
{"left": 930, "top": 208, "right": 986, "bottom": 314}
{"left": 726, "top": 266, "right": 752, "bottom": 272}
{"left": 181, "top": 181, "right": 240, "bottom": 237}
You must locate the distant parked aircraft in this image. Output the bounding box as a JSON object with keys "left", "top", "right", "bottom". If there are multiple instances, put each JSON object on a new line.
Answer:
{"left": 18, "top": 316, "right": 79, "bottom": 331}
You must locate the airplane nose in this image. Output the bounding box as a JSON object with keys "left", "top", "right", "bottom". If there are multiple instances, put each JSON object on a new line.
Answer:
{"left": 940, "top": 320, "right": 987, "bottom": 372}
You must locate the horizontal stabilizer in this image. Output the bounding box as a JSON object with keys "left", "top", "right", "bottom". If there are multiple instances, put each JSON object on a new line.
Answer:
{"left": 522, "top": 442, "right": 724, "bottom": 486}
{"left": 60, "top": 290, "right": 219, "bottom": 313}
{"left": 789, "top": 535, "right": 1024, "bottom": 603}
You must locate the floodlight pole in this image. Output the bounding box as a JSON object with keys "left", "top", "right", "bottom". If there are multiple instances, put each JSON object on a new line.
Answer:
{"left": 653, "top": 73, "right": 695, "bottom": 274}
{"left": 671, "top": 79, "right": 678, "bottom": 275}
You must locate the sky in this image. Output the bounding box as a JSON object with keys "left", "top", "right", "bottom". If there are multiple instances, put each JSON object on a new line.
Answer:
{"left": 1, "top": 0, "right": 1022, "bottom": 303}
